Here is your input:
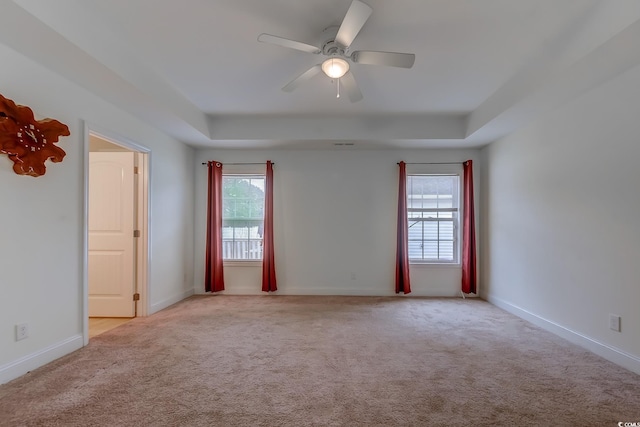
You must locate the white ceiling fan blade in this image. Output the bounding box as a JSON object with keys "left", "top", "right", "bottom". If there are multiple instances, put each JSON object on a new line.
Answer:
{"left": 351, "top": 51, "right": 415, "bottom": 68}
{"left": 335, "top": 0, "right": 373, "bottom": 48}
{"left": 282, "top": 64, "right": 323, "bottom": 92}
{"left": 258, "top": 33, "right": 321, "bottom": 54}
{"left": 340, "top": 71, "right": 363, "bottom": 103}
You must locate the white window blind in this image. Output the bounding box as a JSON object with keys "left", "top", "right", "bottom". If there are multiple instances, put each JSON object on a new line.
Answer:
{"left": 407, "top": 174, "right": 460, "bottom": 263}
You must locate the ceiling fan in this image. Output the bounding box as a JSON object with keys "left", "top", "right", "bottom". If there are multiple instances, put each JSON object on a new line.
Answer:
{"left": 258, "top": 0, "right": 415, "bottom": 102}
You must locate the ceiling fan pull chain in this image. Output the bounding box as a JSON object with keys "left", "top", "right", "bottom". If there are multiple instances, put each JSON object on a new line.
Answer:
{"left": 337, "top": 78, "right": 341, "bottom": 98}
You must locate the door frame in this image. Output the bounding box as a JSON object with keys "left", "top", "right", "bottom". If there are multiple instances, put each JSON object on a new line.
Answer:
{"left": 82, "top": 122, "right": 151, "bottom": 346}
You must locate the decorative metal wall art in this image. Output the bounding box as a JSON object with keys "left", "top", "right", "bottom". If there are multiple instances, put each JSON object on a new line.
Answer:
{"left": 0, "top": 93, "right": 70, "bottom": 177}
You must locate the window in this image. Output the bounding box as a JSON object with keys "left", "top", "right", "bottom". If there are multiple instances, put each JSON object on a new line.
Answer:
{"left": 407, "top": 174, "right": 460, "bottom": 263}
{"left": 222, "top": 175, "right": 265, "bottom": 260}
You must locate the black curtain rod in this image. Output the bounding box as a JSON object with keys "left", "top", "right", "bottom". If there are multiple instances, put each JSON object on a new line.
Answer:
{"left": 398, "top": 162, "right": 463, "bottom": 165}
{"left": 201, "top": 162, "right": 274, "bottom": 165}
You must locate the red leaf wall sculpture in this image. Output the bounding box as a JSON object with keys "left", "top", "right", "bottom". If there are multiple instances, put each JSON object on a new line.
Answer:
{"left": 0, "top": 93, "right": 70, "bottom": 177}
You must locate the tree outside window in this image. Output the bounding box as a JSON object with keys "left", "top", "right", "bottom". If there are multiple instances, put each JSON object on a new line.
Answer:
{"left": 222, "top": 175, "right": 265, "bottom": 260}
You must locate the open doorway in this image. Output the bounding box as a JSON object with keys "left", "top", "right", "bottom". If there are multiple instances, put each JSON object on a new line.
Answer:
{"left": 83, "top": 128, "right": 150, "bottom": 343}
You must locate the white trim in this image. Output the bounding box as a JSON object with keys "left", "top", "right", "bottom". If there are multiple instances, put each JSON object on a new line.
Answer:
{"left": 410, "top": 261, "right": 461, "bottom": 267}
{"left": 83, "top": 122, "right": 152, "bottom": 347}
{"left": 0, "top": 335, "right": 83, "bottom": 385}
{"left": 224, "top": 260, "right": 262, "bottom": 267}
{"left": 221, "top": 174, "right": 265, "bottom": 262}
{"left": 135, "top": 151, "right": 150, "bottom": 318}
{"left": 213, "top": 287, "right": 467, "bottom": 297}
{"left": 82, "top": 123, "right": 90, "bottom": 346}
{"left": 406, "top": 173, "right": 462, "bottom": 264}
{"left": 486, "top": 294, "right": 640, "bottom": 375}
{"left": 225, "top": 287, "right": 382, "bottom": 296}
{"left": 150, "top": 288, "right": 194, "bottom": 314}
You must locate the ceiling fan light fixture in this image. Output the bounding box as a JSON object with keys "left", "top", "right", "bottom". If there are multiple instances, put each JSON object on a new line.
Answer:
{"left": 321, "top": 57, "right": 350, "bottom": 79}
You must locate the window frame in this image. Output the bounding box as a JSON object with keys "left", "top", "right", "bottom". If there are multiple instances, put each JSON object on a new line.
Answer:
{"left": 221, "top": 173, "right": 266, "bottom": 263}
{"left": 406, "top": 170, "right": 462, "bottom": 265}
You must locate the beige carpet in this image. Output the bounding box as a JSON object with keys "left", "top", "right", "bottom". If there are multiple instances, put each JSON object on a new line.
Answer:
{"left": 1, "top": 296, "right": 639, "bottom": 426}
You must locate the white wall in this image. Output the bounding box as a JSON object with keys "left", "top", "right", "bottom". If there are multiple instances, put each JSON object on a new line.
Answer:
{"left": 481, "top": 63, "right": 640, "bottom": 373}
{"left": 194, "top": 148, "right": 480, "bottom": 296}
{"left": 0, "top": 44, "right": 194, "bottom": 383}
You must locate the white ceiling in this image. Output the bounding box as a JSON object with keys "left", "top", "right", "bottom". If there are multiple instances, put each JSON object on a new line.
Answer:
{"left": 4, "top": 0, "right": 640, "bottom": 149}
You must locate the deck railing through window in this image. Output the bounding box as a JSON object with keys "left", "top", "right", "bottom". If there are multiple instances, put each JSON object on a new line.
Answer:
{"left": 223, "top": 239, "right": 263, "bottom": 260}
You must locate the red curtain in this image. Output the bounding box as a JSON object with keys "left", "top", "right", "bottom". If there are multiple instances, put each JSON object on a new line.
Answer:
{"left": 396, "top": 161, "right": 411, "bottom": 294}
{"left": 461, "top": 160, "right": 477, "bottom": 294}
{"left": 262, "top": 161, "right": 277, "bottom": 292}
{"left": 205, "top": 161, "right": 225, "bottom": 292}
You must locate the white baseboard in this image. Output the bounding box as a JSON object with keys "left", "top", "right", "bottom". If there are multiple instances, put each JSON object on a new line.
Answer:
{"left": 209, "top": 287, "right": 394, "bottom": 296}
{"left": 486, "top": 294, "right": 640, "bottom": 375}
{"left": 149, "top": 288, "right": 194, "bottom": 314}
{"left": 212, "top": 286, "right": 473, "bottom": 297}
{"left": 195, "top": 286, "right": 478, "bottom": 298}
{"left": 195, "top": 286, "right": 389, "bottom": 296}
{"left": 0, "top": 334, "right": 84, "bottom": 385}
{"left": 271, "top": 287, "right": 392, "bottom": 296}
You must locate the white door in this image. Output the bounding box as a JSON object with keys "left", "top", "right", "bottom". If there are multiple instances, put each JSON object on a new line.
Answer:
{"left": 89, "top": 152, "right": 136, "bottom": 317}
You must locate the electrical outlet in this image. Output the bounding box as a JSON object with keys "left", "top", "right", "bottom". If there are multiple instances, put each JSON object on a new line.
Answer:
{"left": 609, "top": 314, "right": 621, "bottom": 332}
{"left": 16, "top": 323, "right": 29, "bottom": 341}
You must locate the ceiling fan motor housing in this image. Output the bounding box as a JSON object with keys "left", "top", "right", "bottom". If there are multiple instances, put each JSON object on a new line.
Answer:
{"left": 320, "top": 26, "right": 348, "bottom": 59}
{"left": 258, "top": 0, "right": 413, "bottom": 102}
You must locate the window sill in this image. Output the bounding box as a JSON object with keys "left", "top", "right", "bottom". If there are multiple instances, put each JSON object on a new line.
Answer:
{"left": 409, "top": 262, "right": 460, "bottom": 268}
{"left": 223, "top": 260, "right": 262, "bottom": 267}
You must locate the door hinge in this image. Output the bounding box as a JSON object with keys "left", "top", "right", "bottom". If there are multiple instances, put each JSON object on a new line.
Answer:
{"left": 134, "top": 166, "right": 139, "bottom": 174}
{"left": 133, "top": 293, "right": 140, "bottom": 301}
{"left": 133, "top": 230, "right": 141, "bottom": 238}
